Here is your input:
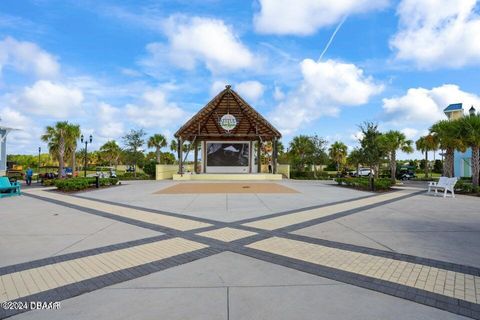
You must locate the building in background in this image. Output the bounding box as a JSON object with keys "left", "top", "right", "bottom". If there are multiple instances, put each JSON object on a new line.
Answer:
{"left": 444, "top": 103, "right": 477, "bottom": 178}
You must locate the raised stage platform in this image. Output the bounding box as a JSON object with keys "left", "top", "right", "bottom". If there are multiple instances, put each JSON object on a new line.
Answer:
{"left": 172, "top": 173, "right": 283, "bottom": 181}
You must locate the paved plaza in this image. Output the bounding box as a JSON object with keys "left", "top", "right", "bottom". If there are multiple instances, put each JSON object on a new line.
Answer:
{"left": 1, "top": 180, "right": 480, "bottom": 319}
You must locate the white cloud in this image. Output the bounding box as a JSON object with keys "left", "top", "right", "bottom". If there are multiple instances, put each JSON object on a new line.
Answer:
{"left": 400, "top": 127, "right": 419, "bottom": 140}
{"left": 382, "top": 84, "right": 480, "bottom": 125}
{"left": 97, "top": 103, "right": 125, "bottom": 140}
{"left": 271, "top": 59, "right": 383, "bottom": 134}
{"left": 0, "top": 37, "right": 60, "bottom": 78}
{"left": 390, "top": 0, "right": 480, "bottom": 68}
{"left": 125, "top": 88, "right": 189, "bottom": 129}
{"left": 235, "top": 81, "right": 265, "bottom": 103}
{"left": 350, "top": 131, "right": 365, "bottom": 142}
{"left": 12, "top": 80, "right": 84, "bottom": 118}
{"left": 142, "top": 15, "right": 255, "bottom": 73}
{"left": 0, "top": 107, "right": 40, "bottom": 152}
{"left": 210, "top": 80, "right": 228, "bottom": 96}
{"left": 254, "top": 0, "right": 389, "bottom": 35}
{"left": 273, "top": 86, "right": 285, "bottom": 101}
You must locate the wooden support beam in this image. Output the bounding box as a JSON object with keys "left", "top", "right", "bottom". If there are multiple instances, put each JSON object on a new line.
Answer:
{"left": 257, "top": 139, "right": 262, "bottom": 173}
{"left": 194, "top": 140, "right": 199, "bottom": 174}
{"left": 273, "top": 138, "right": 278, "bottom": 174}
{"left": 178, "top": 138, "right": 183, "bottom": 175}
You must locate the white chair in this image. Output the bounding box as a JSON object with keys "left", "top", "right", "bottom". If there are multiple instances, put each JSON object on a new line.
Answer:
{"left": 428, "top": 177, "right": 458, "bottom": 198}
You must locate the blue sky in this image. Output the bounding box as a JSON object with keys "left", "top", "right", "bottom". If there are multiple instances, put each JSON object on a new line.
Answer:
{"left": 1, "top": 0, "right": 480, "bottom": 159}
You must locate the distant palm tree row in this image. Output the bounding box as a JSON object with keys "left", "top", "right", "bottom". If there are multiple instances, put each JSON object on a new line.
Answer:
{"left": 39, "top": 114, "right": 480, "bottom": 184}
{"left": 41, "top": 123, "right": 175, "bottom": 178}
{"left": 286, "top": 114, "right": 480, "bottom": 187}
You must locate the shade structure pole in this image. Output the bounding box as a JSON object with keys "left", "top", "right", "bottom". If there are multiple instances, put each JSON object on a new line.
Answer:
{"left": 178, "top": 138, "right": 183, "bottom": 175}
{"left": 194, "top": 140, "right": 199, "bottom": 174}
{"left": 273, "top": 138, "right": 278, "bottom": 174}
{"left": 257, "top": 139, "right": 262, "bottom": 173}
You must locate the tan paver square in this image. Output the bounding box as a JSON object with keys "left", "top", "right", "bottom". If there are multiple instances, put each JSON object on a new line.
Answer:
{"left": 0, "top": 238, "right": 207, "bottom": 303}
{"left": 197, "top": 227, "right": 257, "bottom": 242}
{"left": 243, "top": 190, "right": 414, "bottom": 230}
{"left": 23, "top": 189, "right": 211, "bottom": 231}
{"left": 247, "top": 237, "right": 479, "bottom": 304}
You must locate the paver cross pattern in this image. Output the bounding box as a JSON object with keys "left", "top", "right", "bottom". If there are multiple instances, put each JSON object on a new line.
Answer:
{"left": 1, "top": 187, "right": 480, "bottom": 319}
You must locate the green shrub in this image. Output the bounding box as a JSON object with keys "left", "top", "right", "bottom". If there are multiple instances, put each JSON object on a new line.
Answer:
{"left": 55, "top": 177, "right": 118, "bottom": 191}
{"left": 290, "top": 171, "right": 335, "bottom": 180}
{"left": 55, "top": 178, "right": 90, "bottom": 191}
{"left": 335, "top": 177, "right": 393, "bottom": 191}
{"left": 290, "top": 171, "right": 314, "bottom": 180}
{"left": 117, "top": 172, "right": 151, "bottom": 180}
{"left": 143, "top": 160, "right": 157, "bottom": 178}
{"left": 42, "top": 179, "right": 56, "bottom": 186}
{"left": 454, "top": 180, "right": 479, "bottom": 193}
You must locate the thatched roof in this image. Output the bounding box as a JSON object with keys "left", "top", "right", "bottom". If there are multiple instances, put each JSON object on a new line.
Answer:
{"left": 175, "top": 85, "right": 281, "bottom": 141}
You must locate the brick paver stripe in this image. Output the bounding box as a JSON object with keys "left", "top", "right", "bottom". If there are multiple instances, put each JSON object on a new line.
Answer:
{"left": 247, "top": 237, "right": 480, "bottom": 304}
{"left": 24, "top": 189, "right": 211, "bottom": 231}
{"left": 0, "top": 238, "right": 207, "bottom": 303}
{"left": 243, "top": 190, "right": 415, "bottom": 230}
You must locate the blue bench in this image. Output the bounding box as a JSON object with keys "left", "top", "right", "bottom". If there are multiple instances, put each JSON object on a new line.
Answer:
{"left": 0, "top": 177, "right": 21, "bottom": 198}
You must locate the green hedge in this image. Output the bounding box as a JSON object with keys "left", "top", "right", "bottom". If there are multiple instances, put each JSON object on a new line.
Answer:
{"left": 117, "top": 172, "right": 152, "bottom": 180}
{"left": 55, "top": 177, "right": 118, "bottom": 191}
{"left": 454, "top": 180, "right": 480, "bottom": 194}
{"left": 335, "top": 177, "right": 394, "bottom": 191}
{"left": 290, "top": 171, "right": 336, "bottom": 180}
{"left": 142, "top": 160, "right": 157, "bottom": 178}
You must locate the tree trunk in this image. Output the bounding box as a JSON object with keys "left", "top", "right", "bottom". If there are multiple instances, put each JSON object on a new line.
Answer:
{"left": 424, "top": 151, "right": 428, "bottom": 178}
{"left": 443, "top": 148, "right": 454, "bottom": 177}
{"left": 59, "top": 138, "right": 65, "bottom": 178}
{"left": 71, "top": 149, "right": 76, "bottom": 176}
{"left": 156, "top": 147, "right": 161, "bottom": 164}
{"left": 472, "top": 146, "right": 479, "bottom": 187}
{"left": 390, "top": 151, "right": 396, "bottom": 183}
{"left": 134, "top": 147, "right": 137, "bottom": 178}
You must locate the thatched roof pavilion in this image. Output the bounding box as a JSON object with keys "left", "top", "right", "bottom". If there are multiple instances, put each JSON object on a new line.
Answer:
{"left": 174, "top": 85, "right": 281, "bottom": 174}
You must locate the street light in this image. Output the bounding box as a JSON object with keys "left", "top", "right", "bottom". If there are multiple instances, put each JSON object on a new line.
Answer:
{"left": 37, "top": 147, "right": 41, "bottom": 183}
{"left": 80, "top": 134, "right": 93, "bottom": 177}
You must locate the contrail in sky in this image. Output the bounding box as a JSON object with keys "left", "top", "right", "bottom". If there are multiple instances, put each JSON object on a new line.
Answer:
{"left": 318, "top": 16, "right": 348, "bottom": 61}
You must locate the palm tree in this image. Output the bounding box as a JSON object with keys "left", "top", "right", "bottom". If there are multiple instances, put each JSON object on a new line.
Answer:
{"left": 430, "top": 119, "right": 464, "bottom": 177}
{"left": 41, "top": 122, "right": 77, "bottom": 178}
{"left": 99, "top": 140, "right": 122, "bottom": 167}
{"left": 328, "top": 141, "right": 348, "bottom": 172}
{"left": 380, "top": 131, "right": 414, "bottom": 182}
{"left": 170, "top": 139, "right": 177, "bottom": 153}
{"left": 289, "top": 135, "right": 314, "bottom": 172}
{"left": 66, "top": 124, "right": 80, "bottom": 175}
{"left": 147, "top": 134, "right": 167, "bottom": 164}
{"left": 416, "top": 136, "right": 428, "bottom": 178}
{"left": 416, "top": 134, "right": 438, "bottom": 178}
{"left": 170, "top": 139, "right": 189, "bottom": 161}
{"left": 460, "top": 115, "right": 480, "bottom": 186}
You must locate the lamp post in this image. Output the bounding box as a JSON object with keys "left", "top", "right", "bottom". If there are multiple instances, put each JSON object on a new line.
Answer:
{"left": 80, "top": 134, "right": 92, "bottom": 177}
{"left": 37, "top": 147, "right": 41, "bottom": 183}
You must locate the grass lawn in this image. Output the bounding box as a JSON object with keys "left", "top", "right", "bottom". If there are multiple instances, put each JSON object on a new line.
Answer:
{"left": 415, "top": 172, "right": 441, "bottom": 179}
